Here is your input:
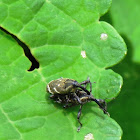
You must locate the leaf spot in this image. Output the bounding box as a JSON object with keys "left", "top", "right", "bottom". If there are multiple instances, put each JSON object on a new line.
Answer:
{"left": 120, "top": 83, "right": 122, "bottom": 89}
{"left": 100, "top": 33, "right": 108, "bottom": 40}
{"left": 125, "top": 51, "right": 127, "bottom": 55}
{"left": 81, "top": 51, "right": 87, "bottom": 58}
{"left": 84, "top": 133, "right": 94, "bottom": 140}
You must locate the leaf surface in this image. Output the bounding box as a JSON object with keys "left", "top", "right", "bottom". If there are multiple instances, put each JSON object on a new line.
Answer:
{"left": 0, "top": 0, "right": 126, "bottom": 140}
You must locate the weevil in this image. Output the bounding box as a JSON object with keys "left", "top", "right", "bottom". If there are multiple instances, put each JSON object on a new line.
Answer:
{"left": 47, "top": 78, "right": 109, "bottom": 131}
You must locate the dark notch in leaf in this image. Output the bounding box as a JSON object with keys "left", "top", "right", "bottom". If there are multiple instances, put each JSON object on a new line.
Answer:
{"left": 0, "top": 27, "right": 39, "bottom": 71}
{"left": 100, "top": 10, "right": 113, "bottom": 25}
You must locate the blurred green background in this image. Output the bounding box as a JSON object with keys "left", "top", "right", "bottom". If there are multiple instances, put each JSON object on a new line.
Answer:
{"left": 101, "top": 0, "right": 140, "bottom": 139}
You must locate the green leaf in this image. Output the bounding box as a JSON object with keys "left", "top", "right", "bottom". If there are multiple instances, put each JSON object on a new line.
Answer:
{"left": 0, "top": 0, "right": 126, "bottom": 140}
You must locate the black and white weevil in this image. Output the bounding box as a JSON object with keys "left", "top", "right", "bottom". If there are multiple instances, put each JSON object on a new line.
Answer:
{"left": 47, "top": 78, "right": 109, "bottom": 131}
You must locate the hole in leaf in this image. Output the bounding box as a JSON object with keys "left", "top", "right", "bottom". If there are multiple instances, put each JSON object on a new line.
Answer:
{"left": 0, "top": 27, "right": 39, "bottom": 71}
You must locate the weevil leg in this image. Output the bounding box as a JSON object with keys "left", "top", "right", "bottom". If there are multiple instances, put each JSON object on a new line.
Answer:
{"left": 79, "top": 77, "right": 92, "bottom": 92}
{"left": 50, "top": 94, "right": 59, "bottom": 101}
{"left": 77, "top": 105, "right": 83, "bottom": 132}
{"left": 51, "top": 95, "right": 63, "bottom": 104}
{"left": 56, "top": 96, "right": 63, "bottom": 103}
{"left": 50, "top": 94, "right": 55, "bottom": 99}
{"left": 63, "top": 103, "right": 77, "bottom": 108}
{"left": 96, "top": 99, "right": 107, "bottom": 111}
{"left": 90, "top": 98, "right": 109, "bottom": 116}
{"left": 73, "top": 93, "right": 82, "bottom": 104}
{"left": 96, "top": 99, "right": 110, "bottom": 116}
{"left": 75, "top": 84, "right": 91, "bottom": 95}
{"left": 63, "top": 103, "right": 69, "bottom": 108}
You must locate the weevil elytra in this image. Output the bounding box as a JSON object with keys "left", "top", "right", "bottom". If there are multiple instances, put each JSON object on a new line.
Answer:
{"left": 47, "top": 78, "right": 109, "bottom": 131}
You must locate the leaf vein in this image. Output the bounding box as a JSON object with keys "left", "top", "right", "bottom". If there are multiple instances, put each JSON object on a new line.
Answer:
{"left": 0, "top": 105, "right": 23, "bottom": 139}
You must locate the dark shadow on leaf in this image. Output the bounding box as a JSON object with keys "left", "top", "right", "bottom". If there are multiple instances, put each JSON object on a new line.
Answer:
{"left": 100, "top": 10, "right": 113, "bottom": 25}
{"left": 108, "top": 34, "right": 140, "bottom": 140}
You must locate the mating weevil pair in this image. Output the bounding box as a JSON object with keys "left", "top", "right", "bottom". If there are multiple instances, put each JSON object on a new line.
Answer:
{"left": 47, "top": 78, "right": 109, "bottom": 132}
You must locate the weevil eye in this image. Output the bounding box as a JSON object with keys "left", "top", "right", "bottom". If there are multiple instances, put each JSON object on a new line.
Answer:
{"left": 72, "top": 81, "right": 78, "bottom": 87}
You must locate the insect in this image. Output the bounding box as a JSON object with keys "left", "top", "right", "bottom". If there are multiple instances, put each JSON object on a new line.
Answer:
{"left": 47, "top": 78, "right": 109, "bottom": 131}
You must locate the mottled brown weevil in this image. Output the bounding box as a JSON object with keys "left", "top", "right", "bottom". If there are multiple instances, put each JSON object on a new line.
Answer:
{"left": 47, "top": 78, "right": 109, "bottom": 131}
